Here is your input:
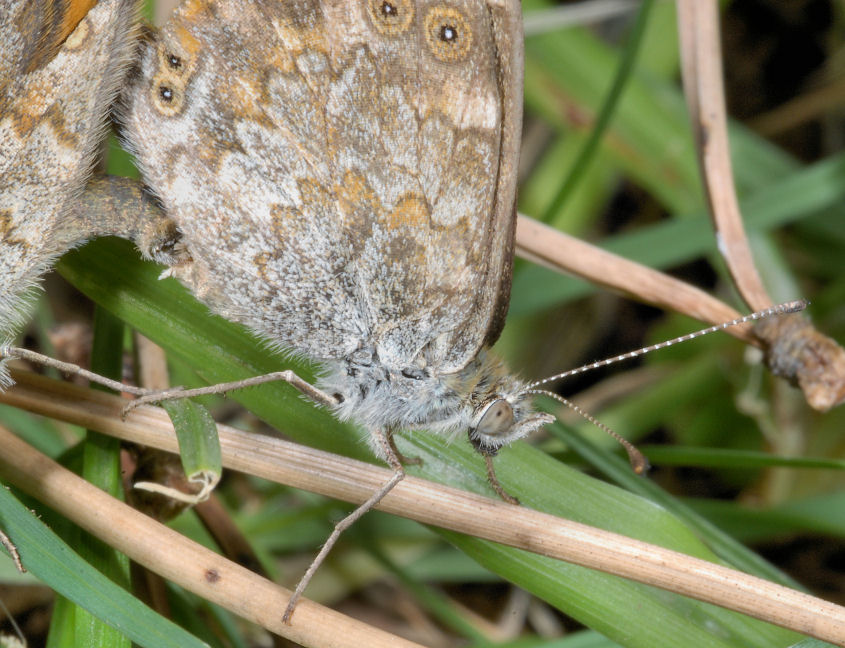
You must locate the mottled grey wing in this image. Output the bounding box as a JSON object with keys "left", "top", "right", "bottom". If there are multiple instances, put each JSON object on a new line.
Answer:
{"left": 322, "top": 0, "right": 523, "bottom": 373}
{"left": 122, "top": 0, "right": 522, "bottom": 374}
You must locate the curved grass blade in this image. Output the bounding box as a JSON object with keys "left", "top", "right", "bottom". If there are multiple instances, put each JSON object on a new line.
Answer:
{"left": 0, "top": 482, "right": 208, "bottom": 648}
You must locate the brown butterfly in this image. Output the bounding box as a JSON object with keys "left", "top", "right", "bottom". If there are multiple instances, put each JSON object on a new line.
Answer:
{"left": 120, "top": 0, "right": 554, "bottom": 501}
{"left": 117, "top": 0, "right": 555, "bottom": 620}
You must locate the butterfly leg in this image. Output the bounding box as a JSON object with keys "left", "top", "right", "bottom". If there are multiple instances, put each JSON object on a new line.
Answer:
{"left": 387, "top": 429, "right": 422, "bottom": 467}
{"left": 120, "top": 370, "right": 339, "bottom": 418}
{"left": 61, "top": 175, "right": 187, "bottom": 269}
{"left": 282, "top": 427, "right": 405, "bottom": 625}
{"left": 483, "top": 454, "right": 519, "bottom": 506}
{"left": 0, "top": 346, "right": 153, "bottom": 396}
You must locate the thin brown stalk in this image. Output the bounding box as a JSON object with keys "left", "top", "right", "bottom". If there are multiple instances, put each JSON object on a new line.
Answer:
{"left": 513, "top": 0, "right": 845, "bottom": 410}
{"left": 749, "top": 79, "right": 845, "bottom": 137}
{"left": 674, "top": 0, "right": 845, "bottom": 410}
{"left": 3, "top": 370, "right": 845, "bottom": 646}
{"left": 514, "top": 214, "right": 753, "bottom": 341}
{"left": 0, "top": 418, "right": 423, "bottom": 648}
{"left": 676, "top": 0, "right": 770, "bottom": 310}
{"left": 134, "top": 333, "right": 171, "bottom": 391}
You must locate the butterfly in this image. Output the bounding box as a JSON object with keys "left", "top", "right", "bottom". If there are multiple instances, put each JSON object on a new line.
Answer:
{"left": 120, "top": 0, "right": 553, "bottom": 498}
{"left": 116, "top": 0, "right": 557, "bottom": 619}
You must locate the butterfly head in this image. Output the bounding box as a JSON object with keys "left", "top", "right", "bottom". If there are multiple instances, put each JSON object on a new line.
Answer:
{"left": 467, "top": 391, "right": 555, "bottom": 456}
{"left": 451, "top": 351, "right": 555, "bottom": 456}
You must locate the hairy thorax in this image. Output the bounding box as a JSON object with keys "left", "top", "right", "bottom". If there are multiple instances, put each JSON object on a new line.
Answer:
{"left": 321, "top": 347, "right": 537, "bottom": 455}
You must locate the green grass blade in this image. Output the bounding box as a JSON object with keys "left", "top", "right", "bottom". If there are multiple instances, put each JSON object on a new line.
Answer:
{"left": 55, "top": 239, "right": 805, "bottom": 647}
{"left": 0, "top": 484, "right": 208, "bottom": 648}
{"left": 640, "top": 446, "right": 845, "bottom": 471}
{"left": 70, "top": 307, "right": 130, "bottom": 648}
{"left": 541, "top": 0, "right": 655, "bottom": 220}
{"left": 688, "top": 491, "right": 845, "bottom": 543}
{"left": 510, "top": 151, "right": 845, "bottom": 316}
{"left": 160, "top": 399, "right": 222, "bottom": 490}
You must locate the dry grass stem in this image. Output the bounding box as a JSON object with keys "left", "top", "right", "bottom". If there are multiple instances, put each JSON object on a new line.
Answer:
{"left": 749, "top": 79, "right": 845, "bottom": 137}
{"left": 515, "top": 214, "right": 752, "bottom": 341}
{"left": 754, "top": 312, "right": 845, "bottom": 411}
{"left": 0, "top": 420, "right": 424, "bottom": 648}
{"left": 515, "top": 2, "right": 845, "bottom": 411}
{"left": 3, "top": 370, "right": 845, "bottom": 645}
{"left": 676, "top": 0, "right": 770, "bottom": 310}
{"left": 676, "top": 0, "right": 845, "bottom": 410}
{"left": 134, "top": 333, "right": 171, "bottom": 390}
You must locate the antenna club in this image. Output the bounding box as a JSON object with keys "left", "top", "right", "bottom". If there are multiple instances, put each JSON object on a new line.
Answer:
{"left": 629, "top": 451, "right": 650, "bottom": 475}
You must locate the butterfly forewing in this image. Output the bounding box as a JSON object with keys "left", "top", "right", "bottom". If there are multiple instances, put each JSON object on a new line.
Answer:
{"left": 122, "top": 0, "right": 522, "bottom": 376}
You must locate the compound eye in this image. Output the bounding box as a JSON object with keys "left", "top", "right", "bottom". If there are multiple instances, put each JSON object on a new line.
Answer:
{"left": 476, "top": 399, "right": 515, "bottom": 438}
